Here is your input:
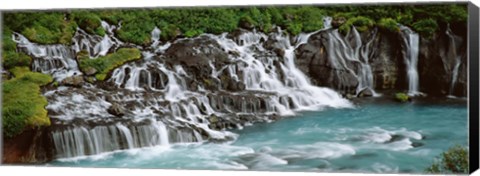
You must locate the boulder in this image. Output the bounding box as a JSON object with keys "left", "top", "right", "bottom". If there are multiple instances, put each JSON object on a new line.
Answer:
{"left": 83, "top": 67, "right": 97, "bottom": 76}
{"left": 107, "top": 103, "right": 126, "bottom": 117}
{"left": 61, "top": 75, "right": 84, "bottom": 87}
{"left": 358, "top": 88, "right": 374, "bottom": 97}
{"left": 295, "top": 29, "right": 359, "bottom": 95}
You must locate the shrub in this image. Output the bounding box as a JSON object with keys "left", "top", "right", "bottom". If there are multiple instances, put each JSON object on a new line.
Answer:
{"left": 3, "top": 4, "right": 468, "bottom": 45}
{"left": 339, "top": 16, "right": 375, "bottom": 33}
{"left": 426, "top": 145, "right": 469, "bottom": 174}
{"left": 79, "top": 48, "right": 142, "bottom": 81}
{"left": 3, "top": 52, "right": 32, "bottom": 70}
{"left": 71, "top": 11, "right": 105, "bottom": 36}
{"left": 412, "top": 18, "right": 438, "bottom": 38}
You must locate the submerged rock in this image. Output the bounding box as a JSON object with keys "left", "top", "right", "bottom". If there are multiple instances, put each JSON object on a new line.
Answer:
{"left": 358, "top": 88, "right": 374, "bottom": 97}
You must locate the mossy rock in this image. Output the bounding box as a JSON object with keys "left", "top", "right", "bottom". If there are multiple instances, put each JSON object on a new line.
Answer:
{"left": 208, "top": 115, "right": 219, "bottom": 123}
{"left": 394, "top": 93, "right": 410, "bottom": 102}
{"left": 2, "top": 67, "right": 53, "bottom": 138}
{"left": 85, "top": 76, "right": 96, "bottom": 83}
{"left": 79, "top": 48, "right": 142, "bottom": 81}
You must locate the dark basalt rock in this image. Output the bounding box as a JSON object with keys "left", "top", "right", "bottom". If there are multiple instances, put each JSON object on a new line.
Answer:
{"left": 295, "top": 24, "right": 467, "bottom": 97}
{"left": 358, "top": 88, "right": 374, "bottom": 97}
{"left": 164, "top": 36, "right": 229, "bottom": 67}
{"left": 418, "top": 26, "right": 468, "bottom": 97}
{"left": 295, "top": 29, "right": 359, "bottom": 95}
{"left": 412, "top": 142, "right": 424, "bottom": 148}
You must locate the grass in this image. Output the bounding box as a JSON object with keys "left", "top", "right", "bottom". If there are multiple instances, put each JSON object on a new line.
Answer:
{"left": 78, "top": 48, "right": 142, "bottom": 81}
{"left": 2, "top": 67, "right": 53, "bottom": 138}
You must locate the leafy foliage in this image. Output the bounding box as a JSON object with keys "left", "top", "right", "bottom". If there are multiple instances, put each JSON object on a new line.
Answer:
{"left": 78, "top": 48, "right": 142, "bottom": 81}
{"left": 412, "top": 18, "right": 438, "bottom": 38}
{"left": 2, "top": 67, "right": 52, "bottom": 138}
{"left": 339, "top": 16, "right": 375, "bottom": 33}
{"left": 426, "top": 145, "right": 469, "bottom": 174}
{"left": 2, "top": 4, "right": 468, "bottom": 45}
{"left": 70, "top": 11, "right": 105, "bottom": 36}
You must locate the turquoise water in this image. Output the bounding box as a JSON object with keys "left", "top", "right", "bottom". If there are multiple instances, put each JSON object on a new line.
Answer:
{"left": 49, "top": 99, "right": 468, "bottom": 174}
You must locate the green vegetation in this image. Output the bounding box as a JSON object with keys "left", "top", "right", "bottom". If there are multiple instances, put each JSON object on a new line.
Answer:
{"left": 2, "top": 28, "right": 32, "bottom": 70}
{"left": 2, "top": 4, "right": 467, "bottom": 46}
{"left": 426, "top": 145, "right": 469, "bottom": 174}
{"left": 394, "top": 92, "right": 410, "bottom": 102}
{"left": 378, "top": 18, "right": 400, "bottom": 32}
{"left": 2, "top": 67, "right": 52, "bottom": 138}
{"left": 78, "top": 48, "right": 141, "bottom": 81}
{"left": 3, "top": 12, "right": 78, "bottom": 44}
{"left": 412, "top": 18, "right": 438, "bottom": 38}
{"left": 339, "top": 16, "right": 375, "bottom": 33}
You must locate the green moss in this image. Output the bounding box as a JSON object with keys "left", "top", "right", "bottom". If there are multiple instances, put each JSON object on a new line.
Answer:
{"left": 79, "top": 48, "right": 142, "bottom": 81}
{"left": 85, "top": 76, "right": 96, "bottom": 83}
{"left": 426, "top": 145, "right": 468, "bottom": 174}
{"left": 394, "top": 92, "right": 410, "bottom": 102}
{"left": 2, "top": 67, "right": 52, "bottom": 138}
{"left": 95, "top": 73, "right": 107, "bottom": 81}
{"left": 378, "top": 18, "right": 400, "bottom": 32}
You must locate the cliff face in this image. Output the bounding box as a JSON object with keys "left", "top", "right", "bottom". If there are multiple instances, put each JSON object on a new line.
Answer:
{"left": 2, "top": 127, "right": 53, "bottom": 163}
{"left": 295, "top": 24, "right": 468, "bottom": 97}
{"left": 418, "top": 24, "right": 468, "bottom": 97}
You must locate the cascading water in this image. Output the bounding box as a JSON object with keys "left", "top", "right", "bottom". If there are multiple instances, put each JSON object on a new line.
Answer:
{"left": 400, "top": 25, "right": 421, "bottom": 96}
{"left": 13, "top": 21, "right": 352, "bottom": 159}
{"left": 323, "top": 26, "right": 379, "bottom": 96}
{"left": 12, "top": 33, "right": 81, "bottom": 81}
{"left": 445, "top": 24, "right": 463, "bottom": 97}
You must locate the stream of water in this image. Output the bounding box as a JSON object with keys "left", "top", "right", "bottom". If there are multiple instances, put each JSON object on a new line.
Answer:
{"left": 48, "top": 99, "right": 467, "bottom": 174}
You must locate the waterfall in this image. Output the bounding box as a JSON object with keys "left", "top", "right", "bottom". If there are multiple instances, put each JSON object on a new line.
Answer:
{"left": 151, "top": 27, "right": 161, "bottom": 48}
{"left": 400, "top": 25, "right": 421, "bottom": 96}
{"left": 323, "top": 16, "right": 333, "bottom": 29}
{"left": 12, "top": 33, "right": 81, "bottom": 81}
{"left": 324, "top": 26, "right": 378, "bottom": 96}
{"left": 51, "top": 119, "right": 200, "bottom": 159}
{"left": 14, "top": 24, "right": 352, "bottom": 159}
{"left": 446, "top": 24, "right": 463, "bottom": 97}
